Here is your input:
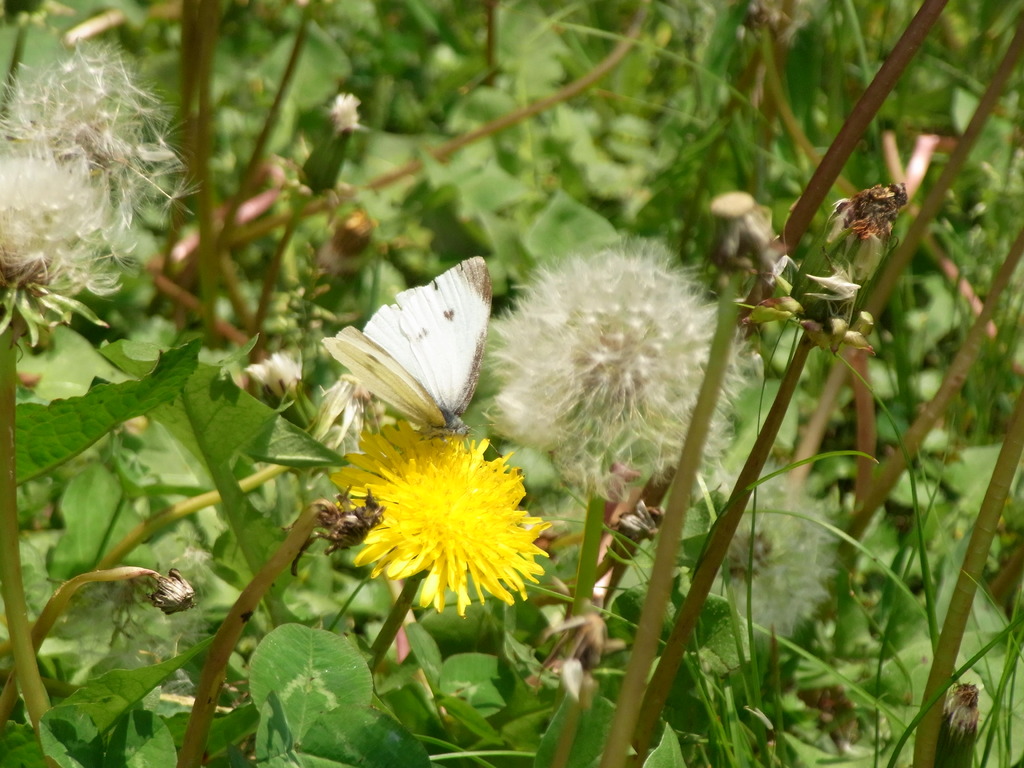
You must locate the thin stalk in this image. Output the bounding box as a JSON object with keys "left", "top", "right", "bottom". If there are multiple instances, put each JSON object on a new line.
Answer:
{"left": 846, "top": 223, "right": 1024, "bottom": 544}
{"left": 572, "top": 497, "right": 606, "bottom": 618}
{"left": 190, "top": 0, "right": 221, "bottom": 342}
{"left": 370, "top": 572, "right": 426, "bottom": 672}
{"left": 779, "top": 0, "right": 948, "bottom": 254}
{"left": 177, "top": 501, "right": 321, "bottom": 768}
{"left": 866, "top": 13, "right": 1024, "bottom": 319}
{"left": 97, "top": 464, "right": 289, "bottom": 569}
{"left": 216, "top": 9, "right": 310, "bottom": 257}
{"left": 251, "top": 211, "right": 300, "bottom": 349}
{"left": 0, "top": 327, "right": 49, "bottom": 730}
{"left": 599, "top": 279, "right": 738, "bottom": 768}
{"left": 632, "top": 336, "right": 813, "bottom": 758}
{"left": 911, "top": 385, "right": 1024, "bottom": 767}
{"left": 0, "top": 23, "right": 26, "bottom": 116}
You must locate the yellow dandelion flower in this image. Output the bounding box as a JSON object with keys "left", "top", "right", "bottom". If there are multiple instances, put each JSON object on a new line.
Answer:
{"left": 332, "top": 422, "right": 549, "bottom": 617}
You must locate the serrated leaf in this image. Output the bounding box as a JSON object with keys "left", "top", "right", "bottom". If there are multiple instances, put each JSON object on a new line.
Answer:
{"left": 244, "top": 416, "right": 343, "bottom": 468}
{"left": 250, "top": 624, "right": 373, "bottom": 741}
{"left": 16, "top": 340, "right": 201, "bottom": 484}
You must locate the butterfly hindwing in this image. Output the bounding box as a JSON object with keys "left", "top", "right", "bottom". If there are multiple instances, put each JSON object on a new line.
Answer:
{"left": 323, "top": 327, "right": 447, "bottom": 429}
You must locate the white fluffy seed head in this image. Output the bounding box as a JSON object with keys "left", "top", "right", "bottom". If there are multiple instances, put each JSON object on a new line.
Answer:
{"left": 1, "top": 44, "right": 184, "bottom": 229}
{"left": 492, "top": 240, "right": 735, "bottom": 499}
{"left": 0, "top": 153, "right": 121, "bottom": 294}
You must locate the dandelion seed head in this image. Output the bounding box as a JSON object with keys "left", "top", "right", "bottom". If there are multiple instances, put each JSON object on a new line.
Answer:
{"left": 0, "top": 153, "right": 120, "bottom": 294}
{"left": 493, "top": 241, "right": 737, "bottom": 498}
{"left": 2, "top": 45, "right": 185, "bottom": 228}
{"left": 725, "top": 477, "right": 836, "bottom": 636}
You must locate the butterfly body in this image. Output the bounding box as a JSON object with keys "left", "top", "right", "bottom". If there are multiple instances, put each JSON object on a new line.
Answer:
{"left": 324, "top": 257, "right": 491, "bottom": 433}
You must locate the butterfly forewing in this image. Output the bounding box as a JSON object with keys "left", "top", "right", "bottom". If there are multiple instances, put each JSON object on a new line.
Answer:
{"left": 325, "top": 257, "right": 492, "bottom": 432}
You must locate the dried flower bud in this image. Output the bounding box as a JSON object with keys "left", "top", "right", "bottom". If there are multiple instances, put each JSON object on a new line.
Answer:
{"left": 615, "top": 501, "right": 662, "bottom": 542}
{"left": 710, "top": 191, "right": 778, "bottom": 275}
{"left": 936, "top": 684, "right": 979, "bottom": 768}
{"left": 146, "top": 569, "right": 197, "bottom": 614}
{"left": 246, "top": 351, "right": 302, "bottom": 399}
{"left": 317, "top": 210, "right": 374, "bottom": 277}
{"left": 291, "top": 493, "right": 385, "bottom": 575}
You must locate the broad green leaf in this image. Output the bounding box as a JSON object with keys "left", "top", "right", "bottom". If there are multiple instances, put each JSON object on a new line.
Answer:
{"left": 41, "top": 639, "right": 210, "bottom": 739}
{"left": 39, "top": 708, "right": 103, "bottom": 768}
{"left": 298, "top": 707, "right": 430, "bottom": 768}
{"left": 523, "top": 192, "right": 618, "bottom": 261}
{"left": 404, "top": 623, "right": 443, "bottom": 690}
{"left": 534, "top": 694, "right": 616, "bottom": 768}
{"left": 16, "top": 340, "right": 201, "bottom": 483}
{"left": 254, "top": 693, "right": 296, "bottom": 764}
{"left": 245, "top": 416, "right": 343, "bottom": 468}
{"left": 434, "top": 695, "right": 502, "bottom": 743}
{"left": 643, "top": 726, "right": 686, "bottom": 768}
{"left": 696, "top": 594, "right": 744, "bottom": 676}
{"left": 438, "top": 653, "right": 510, "bottom": 716}
{"left": 105, "top": 710, "right": 176, "bottom": 768}
{"left": 19, "top": 326, "right": 127, "bottom": 400}
{"left": 49, "top": 464, "right": 123, "bottom": 579}
{"left": 249, "top": 624, "right": 373, "bottom": 740}
{"left": 0, "top": 723, "right": 47, "bottom": 767}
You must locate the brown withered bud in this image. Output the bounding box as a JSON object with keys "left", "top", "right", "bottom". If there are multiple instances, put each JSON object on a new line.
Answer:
{"left": 317, "top": 209, "right": 374, "bottom": 277}
{"left": 614, "top": 500, "right": 663, "bottom": 543}
{"left": 291, "top": 492, "right": 385, "bottom": 575}
{"left": 831, "top": 183, "right": 908, "bottom": 242}
{"left": 146, "top": 569, "right": 197, "bottom": 615}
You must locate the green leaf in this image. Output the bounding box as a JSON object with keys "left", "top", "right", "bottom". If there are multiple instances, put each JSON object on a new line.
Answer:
{"left": 298, "top": 708, "right": 431, "bottom": 768}
{"left": 105, "top": 710, "right": 177, "bottom": 768}
{"left": 696, "top": 594, "right": 745, "bottom": 676}
{"left": 404, "top": 623, "right": 443, "bottom": 690}
{"left": 249, "top": 624, "right": 373, "bottom": 740}
{"left": 39, "top": 708, "right": 103, "bottom": 768}
{"left": 438, "top": 653, "right": 510, "bottom": 716}
{"left": 244, "top": 416, "right": 343, "bottom": 468}
{"left": 49, "top": 464, "right": 124, "bottom": 579}
{"left": 643, "top": 725, "right": 686, "bottom": 768}
{"left": 254, "top": 693, "right": 296, "bottom": 765}
{"left": 41, "top": 638, "right": 210, "bottom": 745}
{"left": 523, "top": 192, "right": 618, "bottom": 261}
{"left": 0, "top": 723, "right": 47, "bottom": 767}
{"left": 16, "top": 340, "right": 201, "bottom": 483}
{"left": 534, "top": 694, "right": 616, "bottom": 768}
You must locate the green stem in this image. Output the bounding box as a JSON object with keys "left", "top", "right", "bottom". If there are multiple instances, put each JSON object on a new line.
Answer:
{"left": 572, "top": 497, "right": 606, "bottom": 617}
{"left": 370, "top": 573, "right": 426, "bottom": 672}
{"left": 0, "top": 567, "right": 159, "bottom": 727}
{"left": 177, "top": 501, "right": 322, "bottom": 768}
{"left": 631, "top": 335, "right": 813, "bottom": 758}
{"left": 911, "top": 386, "right": 1024, "bottom": 767}
{"left": 0, "top": 327, "right": 49, "bottom": 730}
{"left": 96, "top": 464, "right": 289, "bottom": 570}
{"left": 599, "top": 278, "right": 738, "bottom": 768}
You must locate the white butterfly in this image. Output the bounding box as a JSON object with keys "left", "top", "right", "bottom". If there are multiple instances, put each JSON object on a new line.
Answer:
{"left": 323, "top": 257, "right": 492, "bottom": 434}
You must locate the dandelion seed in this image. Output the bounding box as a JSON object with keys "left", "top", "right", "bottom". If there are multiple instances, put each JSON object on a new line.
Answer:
{"left": 492, "top": 241, "right": 739, "bottom": 499}
{"left": 725, "top": 477, "right": 835, "bottom": 636}
{"left": 333, "top": 422, "right": 549, "bottom": 616}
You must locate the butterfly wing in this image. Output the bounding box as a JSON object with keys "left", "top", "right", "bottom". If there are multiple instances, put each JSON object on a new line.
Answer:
{"left": 323, "top": 327, "right": 447, "bottom": 429}
{"left": 324, "top": 258, "right": 492, "bottom": 432}
{"left": 361, "top": 257, "right": 492, "bottom": 430}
